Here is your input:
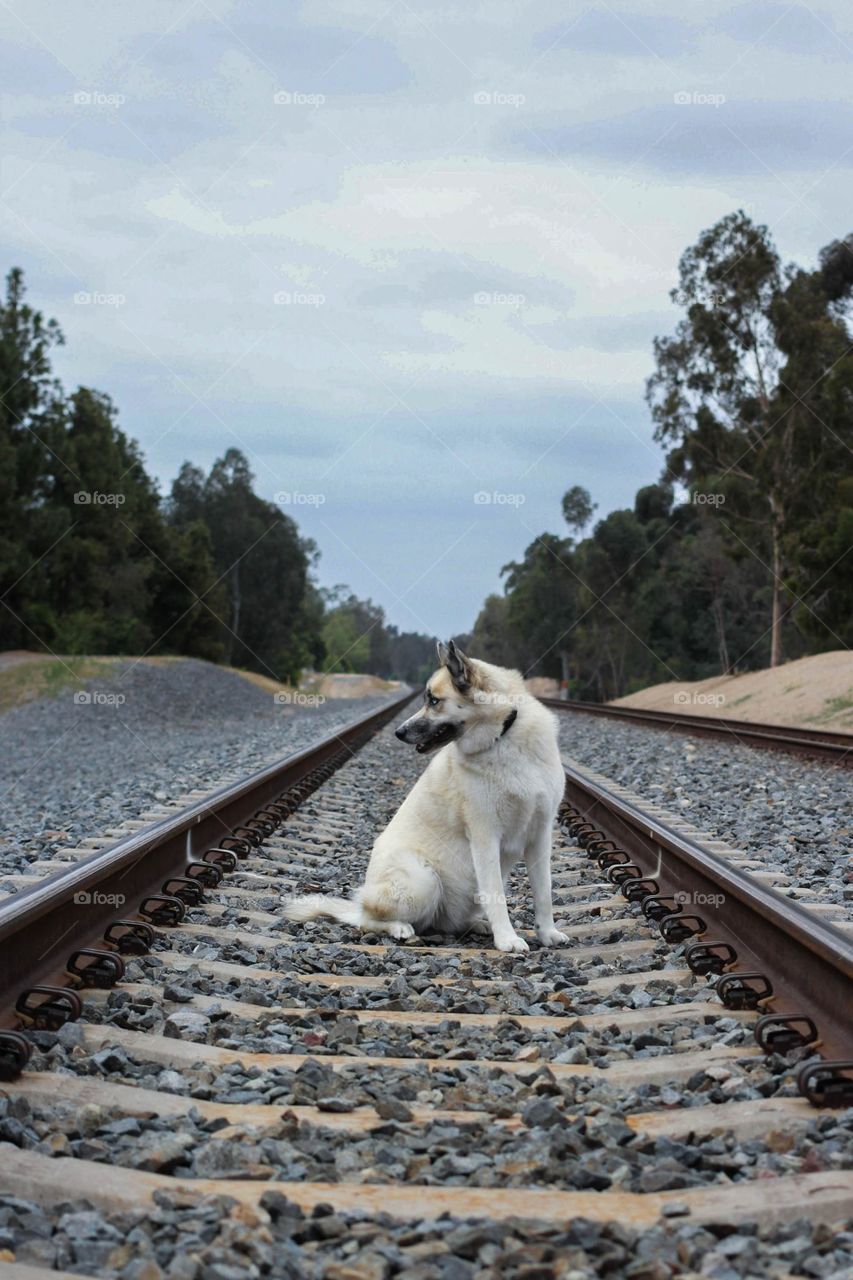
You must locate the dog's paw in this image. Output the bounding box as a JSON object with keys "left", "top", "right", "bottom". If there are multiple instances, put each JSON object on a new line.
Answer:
{"left": 494, "top": 932, "right": 529, "bottom": 953}
{"left": 537, "top": 926, "right": 569, "bottom": 947}
{"left": 386, "top": 921, "right": 416, "bottom": 940}
{"left": 468, "top": 917, "right": 492, "bottom": 936}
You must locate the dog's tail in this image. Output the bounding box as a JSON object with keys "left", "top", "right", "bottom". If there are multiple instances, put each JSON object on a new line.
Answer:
{"left": 281, "top": 894, "right": 365, "bottom": 926}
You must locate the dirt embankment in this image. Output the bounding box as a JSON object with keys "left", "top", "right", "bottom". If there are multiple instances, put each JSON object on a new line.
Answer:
{"left": 611, "top": 651, "right": 853, "bottom": 732}
{"left": 184, "top": 667, "right": 402, "bottom": 704}
{"left": 0, "top": 654, "right": 402, "bottom": 715}
{"left": 309, "top": 672, "right": 403, "bottom": 699}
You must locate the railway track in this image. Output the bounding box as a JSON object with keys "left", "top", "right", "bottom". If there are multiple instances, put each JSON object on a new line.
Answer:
{"left": 0, "top": 690, "right": 852, "bottom": 1276}
{"left": 541, "top": 698, "right": 853, "bottom": 767}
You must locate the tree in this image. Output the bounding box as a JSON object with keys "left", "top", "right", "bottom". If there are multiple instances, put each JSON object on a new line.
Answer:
{"left": 769, "top": 243, "right": 853, "bottom": 652}
{"left": 474, "top": 219, "right": 852, "bottom": 695}
{"left": 43, "top": 388, "right": 163, "bottom": 652}
{"left": 501, "top": 532, "right": 578, "bottom": 682}
{"left": 561, "top": 485, "right": 597, "bottom": 535}
{"left": 321, "top": 610, "right": 371, "bottom": 673}
{"left": 0, "top": 268, "right": 65, "bottom": 648}
{"left": 385, "top": 627, "right": 439, "bottom": 684}
{"left": 147, "top": 520, "right": 228, "bottom": 662}
{"left": 0, "top": 267, "right": 437, "bottom": 681}
{"left": 168, "top": 449, "right": 319, "bottom": 680}
{"left": 319, "top": 591, "right": 395, "bottom": 675}
{"left": 646, "top": 211, "right": 794, "bottom": 663}
{"left": 470, "top": 594, "right": 517, "bottom": 668}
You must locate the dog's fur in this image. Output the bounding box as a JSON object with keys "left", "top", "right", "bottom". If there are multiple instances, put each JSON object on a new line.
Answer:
{"left": 282, "top": 642, "right": 568, "bottom": 953}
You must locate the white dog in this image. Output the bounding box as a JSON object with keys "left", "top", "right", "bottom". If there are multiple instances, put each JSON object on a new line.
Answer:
{"left": 282, "top": 642, "right": 568, "bottom": 953}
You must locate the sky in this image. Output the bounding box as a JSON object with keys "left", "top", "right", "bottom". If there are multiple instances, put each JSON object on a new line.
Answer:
{"left": 3, "top": 0, "right": 852, "bottom": 638}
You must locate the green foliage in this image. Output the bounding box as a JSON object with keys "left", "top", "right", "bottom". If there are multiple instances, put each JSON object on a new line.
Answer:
{"left": 6, "top": 209, "right": 849, "bottom": 704}
{"left": 0, "top": 267, "right": 436, "bottom": 682}
{"left": 322, "top": 606, "right": 372, "bottom": 673}
{"left": 561, "top": 485, "right": 597, "bottom": 535}
{"left": 487, "top": 215, "right": 853, "bottom": 698}
{"left": 168, "top": 448, "right": 320, "bottom": 680}
{"left": 470, "top": 594, "right": 516, "bottom": 668}
{"left": 383, "top": 628, "right": 439, "bottom": 685}
{"left": 646, "top": 210, "right": 853, "bottom": 666}
{"left": 318, "top": 591, "right": 437, "bottom": 683}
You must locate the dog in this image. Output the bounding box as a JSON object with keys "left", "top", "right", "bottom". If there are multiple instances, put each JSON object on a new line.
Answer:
{"left": 282, "top": 641, "right": 569, "bottom": 953}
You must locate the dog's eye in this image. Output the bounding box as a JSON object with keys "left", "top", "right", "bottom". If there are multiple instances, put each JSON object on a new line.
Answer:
{"left": 426, "top": 692, "right": 439, "bottom": 708}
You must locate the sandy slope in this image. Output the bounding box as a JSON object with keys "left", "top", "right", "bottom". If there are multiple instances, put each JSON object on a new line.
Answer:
{"left": 611, "top": 650, "right": 853, "bottom": 732}
{"left": 0, "top": 654, "right": 402, "bottom": 715}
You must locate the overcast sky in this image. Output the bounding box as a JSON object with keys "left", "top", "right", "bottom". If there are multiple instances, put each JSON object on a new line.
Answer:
{"left": 3, "top": 0, "right": 852, "bottom": 638}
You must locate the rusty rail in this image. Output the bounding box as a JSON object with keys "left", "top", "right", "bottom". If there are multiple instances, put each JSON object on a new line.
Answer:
{"left": 542, "top": 698, "right": 853, "bottom": 766}
{"left": 0, "top": 689, "right": 416, "bottom": 1042}
{"left": 560, "top": 758, "right": 853, "bottom": 1095}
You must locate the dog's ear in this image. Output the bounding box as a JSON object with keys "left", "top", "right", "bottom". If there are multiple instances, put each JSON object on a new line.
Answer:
{"left": 442, "top": 639, "right": 472, "bottom": 692}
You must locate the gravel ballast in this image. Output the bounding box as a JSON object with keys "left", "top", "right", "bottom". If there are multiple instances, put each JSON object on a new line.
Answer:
{"left": 6, "top": 723, "right": 851, "bottom": 1206}
{"left": 557, "top": 712, "right": 853, "bottom": 915}
{"left": 2, "top": 689, "right": 853, "bottom": 1274}
{"left": 0, "top": 659, "right": 405, "bottom": 885}
{"left": 2, "top": 1189, "right": 850, "bottom": 1280}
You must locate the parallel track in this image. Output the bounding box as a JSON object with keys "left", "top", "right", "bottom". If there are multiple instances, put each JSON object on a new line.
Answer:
{"left": 0, "top": 692, "right": 852, "bottom": 1252}
{"left": 541, "top": 697, "right": 853, "bottom": 767}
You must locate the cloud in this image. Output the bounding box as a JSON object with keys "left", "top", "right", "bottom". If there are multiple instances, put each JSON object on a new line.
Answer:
{"left": 5, "top": 0, "right": 853, "bottom": 634}
{"left": 513, "top": 98, "right": 853, "bottom": 176}
{"left": 533, "top": 9, "right": 697, "bottom": 60}
{"left": 713, "top": 3, "right": 853, "bottom": 60}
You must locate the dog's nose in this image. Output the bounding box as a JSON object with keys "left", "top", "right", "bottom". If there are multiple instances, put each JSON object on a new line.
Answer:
{"left": 395, "top": 726, "right": 408, "bottom": 741}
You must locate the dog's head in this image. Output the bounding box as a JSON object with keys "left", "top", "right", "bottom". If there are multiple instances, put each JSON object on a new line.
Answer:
{"left": 395, "top": 641, "right": 521, "bottom": 755}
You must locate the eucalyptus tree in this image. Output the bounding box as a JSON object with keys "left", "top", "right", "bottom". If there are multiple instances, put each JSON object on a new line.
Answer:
{"left": 647, "top": 212, "right": 792, "bottom": 663}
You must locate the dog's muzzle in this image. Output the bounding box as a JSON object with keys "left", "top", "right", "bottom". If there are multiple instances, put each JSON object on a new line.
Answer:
{"left": 395, "top": 718, "right": 461, "bottom": 754}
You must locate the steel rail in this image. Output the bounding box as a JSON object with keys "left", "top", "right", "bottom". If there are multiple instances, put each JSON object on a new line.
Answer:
{"left": 542, "top": 697, "right": 853, "bottom": 766}
{"left": 0, "top": 689, "right": 416, "bottom": 1029}
{"left": 561, "top": 759, "right": 853, "bottom": 1067}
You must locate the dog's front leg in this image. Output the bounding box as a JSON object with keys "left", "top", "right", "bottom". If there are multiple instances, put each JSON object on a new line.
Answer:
{"left": 525, "top": 821, "right": 568, "bottom": 947}
{"left": 469, "top": 832, "right": 528, "bottom": 952}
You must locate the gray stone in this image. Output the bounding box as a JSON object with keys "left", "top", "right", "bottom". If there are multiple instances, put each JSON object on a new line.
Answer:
{"left": 164, "top": 1010, "right": 211, "bottom": 1039}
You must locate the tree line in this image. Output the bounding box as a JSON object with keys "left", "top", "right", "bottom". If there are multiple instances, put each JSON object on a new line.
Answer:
{"left": 5, "top": 210, "right": 851, "bottom": 701}
{"left": 467, "top": 213, "right": 853, "bottom": 699}
{"left": 0, "top": 268, "right": 438, "bottom": 686}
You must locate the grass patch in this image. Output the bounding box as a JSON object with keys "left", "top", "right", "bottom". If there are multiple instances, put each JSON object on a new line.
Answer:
{"left": 730, "top": 693, "right": 754, "bottom": 706}
{"left": 810, "top": 692, "right": 853, "bottom": 727}
{"left": 0, "top": 656, "right": 121, "bottom": 714}
{"left": 230, "top": 667, "right": 295, "bottom": 698}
